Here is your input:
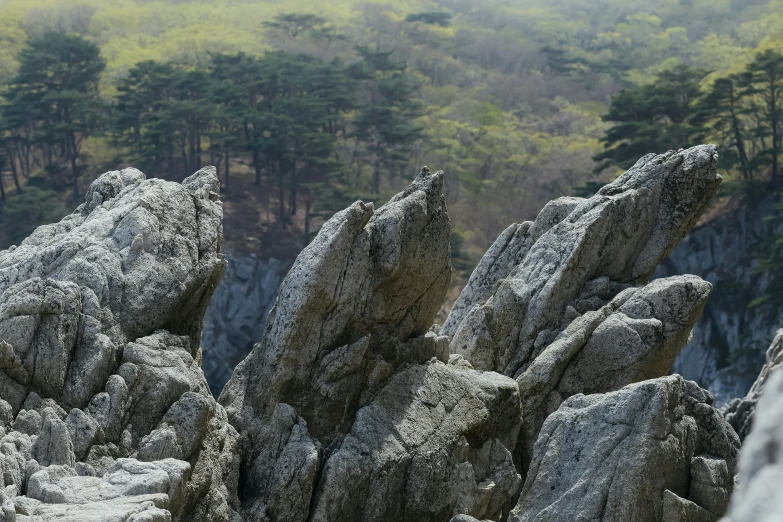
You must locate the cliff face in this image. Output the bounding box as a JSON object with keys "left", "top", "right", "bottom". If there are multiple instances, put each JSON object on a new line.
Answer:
{"left": 201, "top": 255, "right": 291, "bottom": 396}
{"left": 657, "top": 197, "right": 783, "bottom": 405}
{"left": 0, "top": 147, "right": 750, "bottom": 522}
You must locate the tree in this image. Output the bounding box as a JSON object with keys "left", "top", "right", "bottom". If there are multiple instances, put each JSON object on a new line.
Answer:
{"left": 739, "top": 50, "right": 783, "bottom": 187}
{"left": 595, "top": 65, "right": 707, "bottom": 172}
{"left": 2, "top": 31, "right": 105, "bottom": 199}
{"left": 692, "top": 75, "right": 754, "bottom": 180}
{"left": 263, "top": 13, "right": 326, "bottom": 39}
{"left": 114, "top": 60, "right": 180, "bottom": 177}
{"left": 405, "top": 12, "right": 453, "bottom": 27}
{"left": 352, "top": 46, "right": 424, "bottom": 194}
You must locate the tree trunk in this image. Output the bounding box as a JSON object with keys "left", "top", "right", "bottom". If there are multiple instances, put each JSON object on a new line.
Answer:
{"left": 304, "top": 198, "right": 311, "bottom": 242}
{"left": 372, "top": 157, "right": 381, "bottom": 194}
{"left": 224, "top": 151, "right": 230, "bottom": 192}
{"left": 290, "top": 156, "right": 297, "bottom": 216}
{"left": 5, "top": 144, "right": 22, "bottom": 194}
{"left": 278, "top": 165, "right": 287, "bottom": 228}
{"left": 253, "top": 148, "right": 262, "bottom": 185}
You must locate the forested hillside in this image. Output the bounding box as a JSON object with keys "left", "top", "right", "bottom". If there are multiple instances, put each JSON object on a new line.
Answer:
{"left": 0, "top": 0, "right": 781, "bottom": 277}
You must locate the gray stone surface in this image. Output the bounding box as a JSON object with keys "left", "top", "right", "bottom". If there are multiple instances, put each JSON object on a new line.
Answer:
{"left": 721, "top": 367, "right": 783, "bottom": 522}
{"left": 449, "top": 146, "right": 722, "bottom": 381}
{"left": 510, "top": 376, "right": 738, "bottom": 522}
{"left": 657, "top": 196, "right": 783, "bottom": 406}
{"left": 220, "top": 168, "right": 524, "bottom": 522}
{"left": 201, "top": 255, "right": 290, "bottom": 396}
{"left": 0, "top": 146, "right": 742, "bottom": 522}
{"left": 0, "top": 167, "right": 240, "bottom": 521}
{"left": 722, "top": 328, "right": 783, "bottom": 441}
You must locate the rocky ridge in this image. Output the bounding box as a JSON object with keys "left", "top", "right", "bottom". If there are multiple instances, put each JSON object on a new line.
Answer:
{"left": 0, "top": 145, "right": 753, "bottom": 522}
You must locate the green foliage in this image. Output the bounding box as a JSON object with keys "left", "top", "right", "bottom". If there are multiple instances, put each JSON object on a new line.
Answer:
{"left": 0, "top": 0, "right": 781, "bottom": 262}
{"left": 405, "top": 12, "right": 452, "bottom": 27}
{"left": 595, "top": 65, "right": 708, "bottom": 172}
{"left": 0, "top": 178, "right": 68, "bottom": 246}
{"left": 2, "top": 31, "right": 105, "bottom": 198}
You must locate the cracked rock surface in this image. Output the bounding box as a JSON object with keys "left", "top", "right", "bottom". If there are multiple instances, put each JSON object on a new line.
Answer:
{"left": 0, "top": 145, "right": 745, "bottom": 522}
{"left": 0, "top": 167, "right": 240, "bottom": 521}
{"left": 720, "top": 334, "right": 783, "bottom": 522}
{"left": 220, "top": 168, "right": 523, "bottom": 522}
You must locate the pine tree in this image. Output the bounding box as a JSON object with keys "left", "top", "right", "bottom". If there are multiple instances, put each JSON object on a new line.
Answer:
{"left": 740, "top": 50, "right": 783, "bottom": 187}
{"left": 352, "top": 46, "right": 424, "bottom": 194}
{"left": 595, "top": 65, "right": 707, "bottom": 172}
{"left": 3, "top": 31, "right": 105, "bottom": 199}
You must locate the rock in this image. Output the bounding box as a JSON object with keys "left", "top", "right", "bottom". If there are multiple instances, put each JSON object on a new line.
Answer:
{"left": 509, "top": 376, "right": 738, "bottom": 522}
{"left": 0, "top": 167, "right": 239, "bottom": 521}
{"left": 31, "top": 408, "right": 75, "bottom": 467}
{"left": 721, "top": 368, "right": 783, "bottom": 522}
{"left": 201, "top": 255, "right": 291, "bottom": 396}
{"left": 448, "top": 146, "right": 721, "bottom": 378}
{"left": 514, "top": 275, "right": 713, "bottom": 469}
{"left": 442, "top": 196, "right": 583, "bottom": 337}
{"left": 309, "top": 361, "right": 521, "bottom": 522}
{"left": 221, "top": 168, "right": 461, "bottom": 520}
{"left": 722, "top": 328, "right": 783, "bottom": 441}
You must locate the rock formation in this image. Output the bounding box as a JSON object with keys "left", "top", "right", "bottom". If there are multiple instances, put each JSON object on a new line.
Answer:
{"left": 511, "top": 375, "right": 738, "bottom": 522}
{"left": 721, "top": 359, "right": 783, "bottom": 522}
{"left": 219, "top": 167, "right": 523, "bottom": 522}
{"left": 0, "top": 145, "right": 744, "bottom": 522}
{"left": 201, "top": 255, "right": 290, "bottom": 395}
{"left": 722, "top": 329, "right": 783, "bottom": 441}
{"left": 657, "top": 195, "right": 783, "bottom": 405}
{"left": 0, "top": 167, "right": 240, "bottom": 521}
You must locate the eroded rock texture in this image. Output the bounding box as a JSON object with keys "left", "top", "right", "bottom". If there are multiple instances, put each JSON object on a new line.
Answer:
{"left": 721, "top": 367, "right": 783, "bottom": 522}
{"left": 720, "top": 333, "right": 783, "bottom": 521}
{"left": 722, "top": 328, "right": 783, "bottom": 441}
{"left": 0, "top": 145, "right": 741, "bottom": 522}
{"left": 0, "top": 167, "right": 240, "bottom": 521}
{"left": 510, "top": 376, "right": 739, "bottom": 522}
{"left": 220, "top": 167, "right": 523, "bottom": 522}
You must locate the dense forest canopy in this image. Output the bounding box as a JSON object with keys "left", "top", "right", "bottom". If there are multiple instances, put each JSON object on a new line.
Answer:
{"left": 0, "top": 0, "right": 782, "bottom": 276}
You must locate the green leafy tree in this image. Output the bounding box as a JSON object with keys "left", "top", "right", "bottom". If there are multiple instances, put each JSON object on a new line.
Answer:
{"left": 739, "top": 50, "right": 783, "bottom": 187}
{"left": 352, "top": 46, "right": 424, "bottom": 194}
{"left": 263, "top": 13, "right": 327, "bottom": 39}
{"left": 595, "top": 65, "right": 707, "bottom": 172}
{"left": 2, "top": 31, "right": 105, "bottom": 199}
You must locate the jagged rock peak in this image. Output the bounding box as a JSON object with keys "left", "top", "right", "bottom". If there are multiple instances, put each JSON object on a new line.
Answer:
{"left": 0, "top": 167, "right": 240, "bottom": 521}
{"left": 448, "top": 144, "right": 722, "bottom": 379}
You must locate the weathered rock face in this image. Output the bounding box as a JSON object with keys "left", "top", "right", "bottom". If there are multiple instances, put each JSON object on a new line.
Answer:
{"left": 0, "top": 145, "right": 741, "bottom": 522}
{"left": 722, "top": 329, "right": 783, "bottom": 441}
{"left": 448, "top": 145, "right": 722, "bottom": 380}
{"left": 657, "top": 196, "right": 783, "bottom": 406}
{"left": 721, "top": 365, "right": 783, "bottom": 522}
{"left": 220, "top": 167, "right": 524, "bottom": 522}
{"left": 201, "top": 255, "right": 290, "bottom": 396}
{"left": 446, "top": 146, "right": 726, "bottom": 474}
{"left": 510, "top": 376, "right": 739, "bottom": 522}
{"left": 0, "top": 167, "right": 240, "bottom": 521}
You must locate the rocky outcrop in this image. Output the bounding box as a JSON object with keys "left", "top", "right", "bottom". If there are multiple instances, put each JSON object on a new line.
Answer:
{"left": 220, "top": 167, "right": 524, "bottom": 522}
{"left": 0, "top": 167, "right": 240, "bottom": 521}
{"left": 446, "top": 146, "right": 726, "bottom": 472}
{"left": 657, "top": 196, "right": 783, "bottom": 405}
{"left": 201, "top": 255, "right": 290, "bottom": 395}
{"left": 511, "top": 376, "right": 739, "bottom": 522}
{"left": 722, "top": 329, "right": 783, "bottom": 441}
{"left": 720, "top": 364, "right": 783, "bottom": 521}
{"left": 0, "top": 145, "right": 741, "bottom": 522}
